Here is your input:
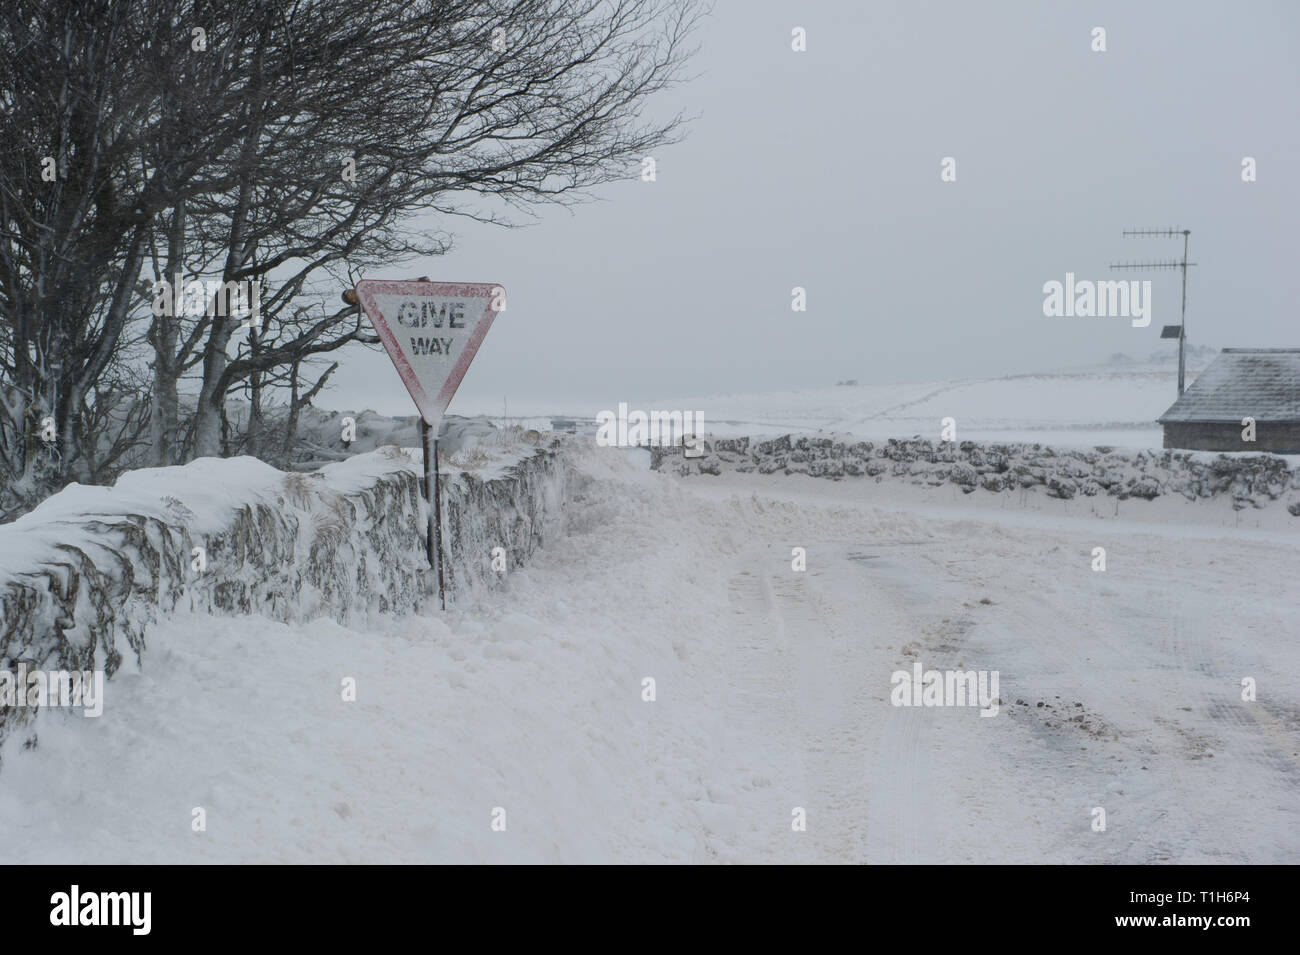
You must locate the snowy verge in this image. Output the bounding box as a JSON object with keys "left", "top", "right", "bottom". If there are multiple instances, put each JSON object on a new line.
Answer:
{"left": 652, "top": 435, "right": 1300, "bottom": 513}
{"left": 0, "top": 439, "right": 572, "bottom": 759}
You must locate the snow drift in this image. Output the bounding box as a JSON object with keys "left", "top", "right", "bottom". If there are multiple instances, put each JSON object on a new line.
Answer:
{"left": 0, "top": 436, "right": 572, "bottom": 760}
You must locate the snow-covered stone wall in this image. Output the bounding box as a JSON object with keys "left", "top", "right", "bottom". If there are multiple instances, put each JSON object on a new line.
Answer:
{"left": 652, "top": 435, "right": 1300, "bottom": 513}
{"left": 0, "top": 440, "right": 571, "bottom": 757}
{"left": 441, "top": 449, "right": 570, "bottom": 598}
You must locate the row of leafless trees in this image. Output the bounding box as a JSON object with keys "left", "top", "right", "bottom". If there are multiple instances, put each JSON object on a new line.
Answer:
{"left": 0, "top": 0, "right": 700, "bottom": 518}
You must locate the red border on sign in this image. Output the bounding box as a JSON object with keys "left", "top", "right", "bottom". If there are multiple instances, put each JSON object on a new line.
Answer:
{"left": 354, "top": 280, "right": 503, "bottom": 425}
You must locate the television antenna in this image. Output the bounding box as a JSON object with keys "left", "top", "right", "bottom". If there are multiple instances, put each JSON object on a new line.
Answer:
{"left": 1110, "top": 228, "right": 1196, "bottom": 396}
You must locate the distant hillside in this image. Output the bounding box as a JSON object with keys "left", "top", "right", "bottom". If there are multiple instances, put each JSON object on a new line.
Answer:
{"left": 308, "top": 354, "right": 1220, "bottom": 453}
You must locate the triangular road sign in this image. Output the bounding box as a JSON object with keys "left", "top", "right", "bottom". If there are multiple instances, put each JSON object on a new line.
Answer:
{"left": 355, "top": 279, "right": 504, "bottom": 428}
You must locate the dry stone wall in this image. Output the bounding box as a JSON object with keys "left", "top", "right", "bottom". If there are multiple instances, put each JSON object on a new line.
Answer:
{"left": 0, "top": 443, "right": 572, "bottom": 759}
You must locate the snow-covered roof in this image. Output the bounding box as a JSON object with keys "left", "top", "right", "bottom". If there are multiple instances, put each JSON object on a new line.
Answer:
{"left": 1158, "top": 349, "right": 1300, "bottom": 423}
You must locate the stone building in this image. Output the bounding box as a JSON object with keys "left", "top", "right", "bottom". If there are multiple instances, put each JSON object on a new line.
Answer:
{"left": 1158, "top": 348, "right": 1300, "bottom": 452}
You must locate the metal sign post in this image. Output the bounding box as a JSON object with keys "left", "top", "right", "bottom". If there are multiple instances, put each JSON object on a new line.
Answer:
{"left": 348, "top": 278, "right": 504, "bottom": 611}
{"left": 420, "top": 420, "right": 446, "bottom": 610}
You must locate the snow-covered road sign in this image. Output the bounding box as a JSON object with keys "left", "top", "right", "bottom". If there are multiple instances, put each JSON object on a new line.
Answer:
{"left": 354, "top": 279, "right": 504, "bottom": 427}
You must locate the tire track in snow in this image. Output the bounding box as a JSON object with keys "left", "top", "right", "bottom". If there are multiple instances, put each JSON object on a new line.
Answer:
{"left": 869, "top": 705, "right": 927, "bottom": 863}
{"left": 770, "top": 559, "right": 874, "bottom": 863}
{"left": 708, "top": 557, "right": 803, "bottom": 862}
{"left": 710, "top": 539, "right": 903, "bottom": 862}
{"left": 845, "top": 547, "right": 952, "bottom": 865}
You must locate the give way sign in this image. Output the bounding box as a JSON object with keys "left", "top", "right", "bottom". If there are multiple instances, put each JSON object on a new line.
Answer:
{"left": 354, "top": 279, "right": 504, "bottom": 429}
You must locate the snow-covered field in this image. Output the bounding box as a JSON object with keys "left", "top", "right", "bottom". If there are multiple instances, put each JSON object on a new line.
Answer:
{"left": 2, "top": 441, "right": 1296, "bottom": 864}
{"left": 454, "top": 358, "right": 1212, "bottom": 451}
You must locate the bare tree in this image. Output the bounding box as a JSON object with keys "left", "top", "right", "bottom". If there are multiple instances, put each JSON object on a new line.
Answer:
{"left": 0, "top": 0, "right": 704, "bottom": 515}
{"left": 0, "top": 0, "right": 289, "bottom": 493}
{"left": 181, "top": 0, "right": 703, "bottom": 459}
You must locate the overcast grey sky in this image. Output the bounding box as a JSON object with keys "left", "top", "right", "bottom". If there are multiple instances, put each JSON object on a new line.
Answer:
{"left": 328, "top": 0, "right": 1300, "bottom": 416}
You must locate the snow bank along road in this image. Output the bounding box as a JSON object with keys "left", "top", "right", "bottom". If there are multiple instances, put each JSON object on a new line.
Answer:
{"left": 1, "top": 447, "right": 1297, "bottom": 863}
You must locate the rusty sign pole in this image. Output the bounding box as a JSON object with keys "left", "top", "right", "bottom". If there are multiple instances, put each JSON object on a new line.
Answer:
{"left": 421, "top": 419, "right": 446, "bottom": 611}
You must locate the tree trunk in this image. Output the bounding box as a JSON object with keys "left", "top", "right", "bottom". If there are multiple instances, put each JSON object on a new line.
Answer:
{"left": 246, "top": 356, "right": 264, "bottom": 460}
{"left": 150, "top": 204, "right": 184, "bottom": 466}
{"left": 190, "top": 116, "right": 258, "bottom": 461}
{"left": 281, "top": 359, "right": 302, "bottom": 469}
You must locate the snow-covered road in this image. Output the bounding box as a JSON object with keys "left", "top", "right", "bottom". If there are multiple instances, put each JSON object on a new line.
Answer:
{"left": 2, "top": 449, "right": 1297, "bottom": 863}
